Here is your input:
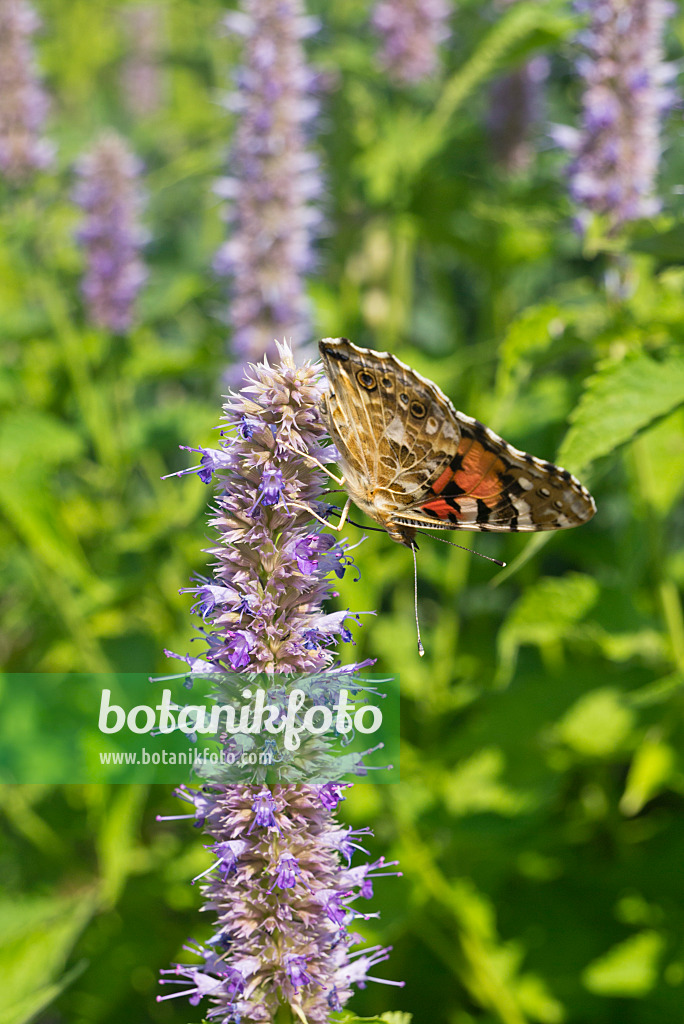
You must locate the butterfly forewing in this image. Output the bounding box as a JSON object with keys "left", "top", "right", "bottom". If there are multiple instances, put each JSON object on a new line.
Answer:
{"left": 318, "top": 338, "right": 596, "bottom": 542}
{"left": 318, "top": 339, "right": 463, "bottom": 512}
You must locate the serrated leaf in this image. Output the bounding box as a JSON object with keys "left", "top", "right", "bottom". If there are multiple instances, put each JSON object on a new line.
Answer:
{"left": 558, "top": 352, "right": 684, "bottom": 473}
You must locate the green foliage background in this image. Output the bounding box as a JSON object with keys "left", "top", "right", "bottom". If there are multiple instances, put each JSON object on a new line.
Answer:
{"left": 2, "top": 1, "right": 684, "bottom": 1022}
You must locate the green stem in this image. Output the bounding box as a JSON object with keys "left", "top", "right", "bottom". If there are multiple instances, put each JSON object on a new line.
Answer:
{"left": 35, "top": 276, "right": 120, "bottom": 470}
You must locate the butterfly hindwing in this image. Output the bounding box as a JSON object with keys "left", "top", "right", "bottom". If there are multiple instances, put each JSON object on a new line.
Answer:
{"left": 399, "top": 415, "right": 595, "bottom": 533}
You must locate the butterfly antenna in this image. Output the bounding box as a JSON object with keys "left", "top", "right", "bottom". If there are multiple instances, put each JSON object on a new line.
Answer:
{"left": 411, "top": 542, "right": 425, "bottom": 658}
{"left": 416, "top": 530, "right": 506, "bottom": 567}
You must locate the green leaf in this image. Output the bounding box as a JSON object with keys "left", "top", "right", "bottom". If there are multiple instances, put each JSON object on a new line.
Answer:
{"left": 558, "top": 352, "right": 684, "bottom": 473}
{"left": 0, "top": 410, "right": 83, "bottom": 472}
{"left": 620, "top": 731, "right": 676, "bottom": 816}
{"left": 555, "top": 689, "right": 635, "bottom": 758}
{"left": 496, "top": 574, "right": 599, "bottom": 685}
{"left": 582, "top": 931, "right": 664, "bottom": 997}
{"left": 443, "top": 748, "right": 534, "bottom": 817}
{"left": 0, "top": 893, "right": 97, "bottom": 1024}
{"left": 0, "top": 962, "right": 85, "bottom": 1024}
{"left": 96, "top": 785, "right": 149, "bottom": 905}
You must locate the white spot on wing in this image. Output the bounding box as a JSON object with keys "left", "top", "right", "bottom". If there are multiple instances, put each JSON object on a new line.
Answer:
{"left": 385, "top": 416, "right": 406, "bottom": 444}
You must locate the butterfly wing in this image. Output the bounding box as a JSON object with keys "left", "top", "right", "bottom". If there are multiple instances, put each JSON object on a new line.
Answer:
{"left": 395, "top": 413, "right": 596, "bottom": 533}
{"left": 318, "top": 339, "right": 463, "bottom": 526}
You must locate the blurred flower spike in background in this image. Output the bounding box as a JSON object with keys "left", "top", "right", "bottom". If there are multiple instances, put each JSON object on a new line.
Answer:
{"left": 372, "top": 0, "right": 452, "bottom": 84}
{"left": 0, "top": 0, "right": 53, "bottom": 182}
{"left": 74, "top": 132, "right": 148, "bottom": 333}
{"left": 214, "top": 0, "right": 323, "bottom": 375}
{"left": 159, "top": 344, "right": 402, "bottom": 1022}
{"left": 557, "top": 0, "right": 677, "bottom": 231}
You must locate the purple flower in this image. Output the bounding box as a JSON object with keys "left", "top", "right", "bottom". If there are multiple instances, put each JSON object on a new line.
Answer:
{"left": 0, "top": 0, "right": 53, "bottom": 181}
{"left": 159, "top": 785, "right": 404, "bottom": 1020}
{"left": 372, "top": 0, "right": 452, "bottom": 84}
{"left": 226, "top": 629, "right": 256, "bottom": 670}
{"left": 159, "top": 344, "right": 403, "bottom": 1021}
{"left": 251, "top": 466, "right": 286, "bottom": 511}
{"left": 74, "top": 132, "right": 147, "bottom": 332}
{"left": 271, "top": 852, "right": 301, "bottom": 890}
{"left": 215, "top": 0, "right": 323, "bottom": 377}
{"left": 121, "top": 4, "right": 165, "bottom": 118}
{"left": 557, "top": 0, "right": 678, "bottom": 230}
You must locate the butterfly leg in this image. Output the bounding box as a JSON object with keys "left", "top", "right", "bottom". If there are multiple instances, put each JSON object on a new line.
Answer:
{"left": 278, "top": 440, "right": 345, "bottom": 488}
{"left": 286, "top": 497, "right": 352, "bottom": 533}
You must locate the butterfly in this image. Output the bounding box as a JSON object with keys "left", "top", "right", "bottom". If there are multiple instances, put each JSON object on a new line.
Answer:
{"left": 318, "top": 338, "right": 596, "bottom": 550}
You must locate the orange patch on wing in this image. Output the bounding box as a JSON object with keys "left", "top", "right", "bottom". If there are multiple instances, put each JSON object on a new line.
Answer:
{"left": 454, "top": 441, "right": 506, "bottom": 500}
{"left": 432, "top": 467, "right": 453, "bottom": 495}
{"left": 422, "top": 498, "right": 455, "bottom": 520}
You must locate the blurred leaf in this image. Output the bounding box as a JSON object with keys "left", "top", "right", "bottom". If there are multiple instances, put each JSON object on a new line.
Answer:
{"left": 443, "top": 748, "right": 534, "bottom": 817}
{"left": 496, "top": 574, "right": 599, "bottom": 685}
{"left": 582, "top": 931, "right": 664, "bottom": 997}
{"left": 0, "top": 892, "right": 97, "bottom": 1024}
{"left": 514, "top": 975, "right": 565, "bottom": 1024}
{"left": 630, "top": 409, "right": 684, "bottom": 514}
{"left": 558, "top": 351, "right": 684, "bottom": 473}
{"left": 96, "top": 785, "right": 149, "bottom": 905}
{"left": 620, "top": 731, "right": 676, "bottom": 816}
{"left": 0, "top": 410, "right": 84, "bottom": 472}
{"left": 497, "top": 304, "right": 566, "bottom": 390}
{"left": 0, "top": 962, "right": 85, "bottom": 1024}
{"left": 554, "top": 689, "right": 635, "bottom": 758}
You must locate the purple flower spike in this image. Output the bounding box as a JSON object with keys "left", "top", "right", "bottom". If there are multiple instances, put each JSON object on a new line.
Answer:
{"left": 74, "top": 132, "right": 147, "bottom": 332}
{"left": 557, "top": 0, "right": 678, "bottom": 230}
{"left": 372, "top": 0, "right": 452, "bottom": 84}
{"left": 121, "top": 4, "right": 165, "bottom": 118}
{"left": 160, "top": 344, "right": 402, "bottom": 1021}
{"left": 216, "top": 0, "right": 323, "bottom": 377}
{"left": 0, "top": 0, "right": 54, "bottom": 182}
